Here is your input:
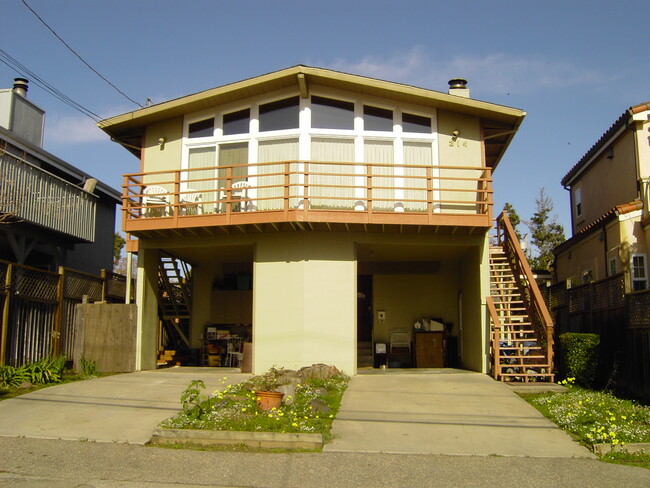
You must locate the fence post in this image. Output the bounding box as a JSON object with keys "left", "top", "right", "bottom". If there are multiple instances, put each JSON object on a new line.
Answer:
{"left": 53, "top": 266, "right": 65, "bottom": 356}
{"left": 0, "top": 263, "right": 12, "bottom": 365}
{"left": 101, "top": 269, "right": 107, "bottom": 302}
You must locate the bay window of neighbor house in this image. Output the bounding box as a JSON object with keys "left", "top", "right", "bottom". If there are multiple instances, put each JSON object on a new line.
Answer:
{"left": 631, "top": 254, "right": 648, "bottom": 291}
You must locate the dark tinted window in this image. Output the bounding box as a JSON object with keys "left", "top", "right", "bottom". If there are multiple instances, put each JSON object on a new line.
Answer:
{"left": 364, "top": 105, "right": 393, "bottom": 131}
{"left": 189, "top": 118, "right": 214, "bottom": 138}
{"left": 402, "top": 113, "right": 431, "bottom": 133}
{"left": 259, "top": 97, "right": 300, "bottom": 131}
{"left": 223, "top": 108, "right": 250, "bottom": 135}
{"left": 312, "top": 96, "right": 354, "bottom": 130}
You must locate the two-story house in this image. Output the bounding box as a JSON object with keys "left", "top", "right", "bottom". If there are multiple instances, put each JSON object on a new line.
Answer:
{"left": 0, "top": 78, "right": 122, "bottom": 274}
{"left": 99, "top": 65, "right": 543, "bottom": 376}
{"left": 554, "top": 102, "right": 650, "bottom": 292}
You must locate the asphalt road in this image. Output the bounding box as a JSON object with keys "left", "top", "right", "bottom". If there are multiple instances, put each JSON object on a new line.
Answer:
{"left": 0, "top": 437, "right": 648, "bottom": 488}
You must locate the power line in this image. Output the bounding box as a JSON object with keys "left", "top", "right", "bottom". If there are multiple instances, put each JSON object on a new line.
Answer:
{"left": 0, "top": 49, "right": 102, "bottom": 122}
{"left": 20, "top": 0, "right": 143, "bottom": 108}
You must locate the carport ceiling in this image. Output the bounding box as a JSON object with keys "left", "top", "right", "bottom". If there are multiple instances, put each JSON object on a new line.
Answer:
{"left": 166, "top": 244, "right": 254, "bottom": 265}
{"left": 356, "top": 243, "right": 472, "bottom": 262}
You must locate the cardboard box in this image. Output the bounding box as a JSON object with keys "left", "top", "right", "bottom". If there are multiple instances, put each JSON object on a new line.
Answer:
{"left": 208, "top": 355, "right": 221, "bottom": 367}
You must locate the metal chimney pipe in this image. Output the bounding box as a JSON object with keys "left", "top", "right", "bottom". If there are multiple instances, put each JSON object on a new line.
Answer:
{"left": 448, "top": 78, "right": 470, "bottom": 98}
{"left": 13, "top": 78, "right": 29, "bottom": 97}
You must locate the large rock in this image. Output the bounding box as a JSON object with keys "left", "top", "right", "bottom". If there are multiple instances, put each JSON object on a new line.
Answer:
{"left": 298, "top": 364, "right": 340, "bottom": 380}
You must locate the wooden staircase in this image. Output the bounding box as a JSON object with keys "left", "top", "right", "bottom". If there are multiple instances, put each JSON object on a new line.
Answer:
{"left": 488, "top": 211, "right": 555, "bottom": 382}
{"left": 156, "top": 253, "right": 192, "bottom": 361}
{"left": 357, "top": 341, "right": 374, "bottom": 368}
{"left": 489, "top": 247, "right": 553, "bottom": 382}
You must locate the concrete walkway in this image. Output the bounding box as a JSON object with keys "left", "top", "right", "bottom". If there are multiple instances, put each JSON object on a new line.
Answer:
{"left": 0, "top": 367, "right": 593, "bottom": 458}
{"left": 324, "top": 369, "right": 594, "bottom": 458}
{"left": 0, "top": 368, "right": 249, "bottom": 444}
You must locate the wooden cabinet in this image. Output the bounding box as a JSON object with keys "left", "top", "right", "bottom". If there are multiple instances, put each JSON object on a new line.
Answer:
{"left": 415, "top": 332, "right": 444, "bottom": 368}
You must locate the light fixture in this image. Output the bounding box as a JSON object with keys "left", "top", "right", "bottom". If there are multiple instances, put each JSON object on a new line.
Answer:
{"left": 158, "top": 137, "right": 166, "bottom": 150}
{"left": 452, "top": 130, "right": 460, "bottom": 141}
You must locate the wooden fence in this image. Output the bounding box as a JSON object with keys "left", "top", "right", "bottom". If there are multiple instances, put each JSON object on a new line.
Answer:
{"left": 547, "top": 275, "right": 650, "bottom": 400}
{"left": 0, "top": 259, "right": 132, "bottom": 367}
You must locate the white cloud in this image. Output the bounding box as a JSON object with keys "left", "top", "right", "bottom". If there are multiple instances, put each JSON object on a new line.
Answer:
{"left": 326, "top": 47, "right": 615, "bottom": 95}
{"left": 45, "top": 114, "right": 107, "bottom": 144}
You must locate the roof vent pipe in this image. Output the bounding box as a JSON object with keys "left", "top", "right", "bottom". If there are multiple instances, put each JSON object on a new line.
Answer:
{"left": 13, "top": 78, "right": 29, "bottom": 98}
{"left": 448, "top": 78, "right": 470, "bottom": 98}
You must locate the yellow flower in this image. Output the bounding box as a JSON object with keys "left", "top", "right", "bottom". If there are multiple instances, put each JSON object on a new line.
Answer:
{"left": 292, "top": 422, "right": 298, "bottom": 427}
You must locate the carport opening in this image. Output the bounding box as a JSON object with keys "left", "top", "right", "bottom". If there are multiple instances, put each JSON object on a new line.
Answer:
{"left": 155, "top": 245, "right": 254, "bottom": 370}
{"left": 357, "top": 243, "right": 468, "bottom": 370}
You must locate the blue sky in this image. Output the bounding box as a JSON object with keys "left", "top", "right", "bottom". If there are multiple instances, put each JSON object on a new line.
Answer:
{"left": 2, "top": 0, "right": 649, "bottom": 236}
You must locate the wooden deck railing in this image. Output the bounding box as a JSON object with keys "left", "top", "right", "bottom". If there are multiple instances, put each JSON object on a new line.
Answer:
{"left": 0, "top": 147, "right": 97, "bottom": 241}
{"left": 122, "top": 160, "right": 493, "bottom": 227}
{"left": 495, "top": 211, "right": 555, "bottom": 371}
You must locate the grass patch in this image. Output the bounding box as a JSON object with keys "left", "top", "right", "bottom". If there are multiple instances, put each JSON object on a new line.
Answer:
{"left": 160, "top": 368, "right": 349, "bottom": 437}
{"left": 601, "top": 450, "right": 650, "bottom": 469}
{"left": 150, "top": 441, "right": 321, "bottom": 454}
{"left": 521, "top": 381, "right": 650, "bottom": 468}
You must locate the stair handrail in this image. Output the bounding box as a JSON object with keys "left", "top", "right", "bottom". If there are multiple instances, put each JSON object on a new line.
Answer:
{"left": 486, "top": 296, "right": 502, "bottom": 379}
{"left": 495, "top": 211, "right": 554, "bottom": 371}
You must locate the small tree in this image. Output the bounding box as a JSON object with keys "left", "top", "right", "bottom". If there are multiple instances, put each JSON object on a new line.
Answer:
{"left": 503, "top": 202, "right": 523, "bottom": 242}
{"left": 526, "top": 188, "right": 565, "bottom": 271}
{"left": 113, "top": 233, "right": 125, "bottom": 265}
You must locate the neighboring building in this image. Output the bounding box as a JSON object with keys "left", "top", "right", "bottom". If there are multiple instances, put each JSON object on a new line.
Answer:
{"left": 0, "top": 78, "right": 122, "bottom": 274}
{"left": 99, "top": 65, "right": 532, "bottom": 374}
{"left": 554, "top": 102, "right": 650, "bottom": 292}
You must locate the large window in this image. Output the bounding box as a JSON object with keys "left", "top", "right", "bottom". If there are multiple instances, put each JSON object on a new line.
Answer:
{"left": 312, "top": 96, "right": 354, "bottom": 130}
{"left": 189, "top": 118, "right": 214, "bottom": 138}
{"left": 632, "top": 254, "right": 648, "bottom": 291}
{"left": 223, "top": 109, "right": 250, "bottom": 135}
{"left": 259, "top": 97, "right": 299, "bottom": 131}
{"left": 402, "top": 113, "right": 431, "bottom": 133}
{"left": 364, "top": 105, "right": 393, "bottom": 131}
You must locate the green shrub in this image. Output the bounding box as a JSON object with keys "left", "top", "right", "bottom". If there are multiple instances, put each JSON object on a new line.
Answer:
{"left": 558, "top": 332, "right": 600, "bottom": 387}
{"left": 80, "top": 357, "right": 98, "bottom": 378}
{"left": 0, "top": 355, "right": 67, "bottom": 389}
{"left": 0, "top": 364, "right": 30, "bottom": 389}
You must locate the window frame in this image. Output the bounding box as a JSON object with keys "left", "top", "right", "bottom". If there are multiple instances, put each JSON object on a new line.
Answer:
{"left": 631, "top": 253, "right": 648, "bottom": 291}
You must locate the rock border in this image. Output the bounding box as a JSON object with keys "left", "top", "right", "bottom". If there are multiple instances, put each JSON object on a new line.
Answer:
{"left": 150, "top": 427, "right": 323, "bottom": 450}
{"left": 592, "top": 442, "right": 650, "bottom": 456}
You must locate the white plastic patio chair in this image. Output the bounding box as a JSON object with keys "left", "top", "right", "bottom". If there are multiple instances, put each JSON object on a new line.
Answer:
{"left": 231, "top": 181, "right": 250, "bottom": 212}
{"left": 142, "top": 185, "right": 170, "bottom": 217}
{"left": 181, "top": 189, "right": 203, "bottom": 215}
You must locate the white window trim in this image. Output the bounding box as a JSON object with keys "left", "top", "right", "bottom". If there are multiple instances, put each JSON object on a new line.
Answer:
{"left": 631, "top": 253, "right": 648, "bottom": 290}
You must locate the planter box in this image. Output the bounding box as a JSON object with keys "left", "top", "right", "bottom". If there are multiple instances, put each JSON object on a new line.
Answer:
{"left": 151, "top": 427, "right": 323, "bottom": 450}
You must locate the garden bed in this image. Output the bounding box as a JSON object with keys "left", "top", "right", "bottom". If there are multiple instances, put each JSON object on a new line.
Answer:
{"left": 155, "top": 365, "right": 348, "bottom": 449}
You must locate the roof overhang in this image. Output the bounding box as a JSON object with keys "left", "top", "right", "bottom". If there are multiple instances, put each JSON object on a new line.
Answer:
{"left": 98, "top": 65, "right": 525, "bottom": 167}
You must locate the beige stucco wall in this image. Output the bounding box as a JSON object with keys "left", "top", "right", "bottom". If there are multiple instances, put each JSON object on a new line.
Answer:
{"left": 372, "top": 264, "right": 459, "bottom": 343}
{"left": 571, "top": 129, "right": 638, "bottom": 234}
{"left": 459, "top": 245, "right": 488, "bottom": 372}
{"left": 142, "top": 117, "right": 184, "bottom": 186}
{"left": 437, "top": 110, "right": 483, "bottom": 214}
{"left": 253, "top": 233, "right": 356, "bottom": 375}
{"left": 135, "top": 248, "right": 162, "bottom": 371}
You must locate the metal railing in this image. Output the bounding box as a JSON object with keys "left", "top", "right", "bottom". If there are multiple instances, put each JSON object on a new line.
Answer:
{"left": 122, "top": 160, "right": 493, "bottom": 224}
{"left": 0, "top": 146, "right": 97, "bottom": 241}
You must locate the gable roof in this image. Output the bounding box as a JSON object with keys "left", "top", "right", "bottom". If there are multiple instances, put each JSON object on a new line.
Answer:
{"left": 561, "top": 102, "right": 650, "bottom": 187}
{"left": 98, "top": 65, "right": 525, "bottom": 168}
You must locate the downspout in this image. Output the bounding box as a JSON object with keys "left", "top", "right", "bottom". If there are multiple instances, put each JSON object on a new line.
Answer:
{"left": 601, "top": 223, "right": 608, "bottom": 278}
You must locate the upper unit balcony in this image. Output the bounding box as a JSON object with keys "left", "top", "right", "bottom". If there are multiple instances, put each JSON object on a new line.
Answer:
{"left": 0, "top": 148, "right": 97, "bottom": 242}
{"left": 123, "top": 159, "right": 493, "bottom": 238}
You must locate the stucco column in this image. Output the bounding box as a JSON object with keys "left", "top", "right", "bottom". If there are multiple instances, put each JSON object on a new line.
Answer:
{"left": 253, "top": 233, "right": 356, "bottom": 375}
{"left": 135, "top": 247, "right": 159, "bottom": 370}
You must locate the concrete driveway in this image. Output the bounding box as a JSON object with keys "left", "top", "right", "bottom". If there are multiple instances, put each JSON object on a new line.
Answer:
{"left": 325, "top": 369, "right": 594, "bottom": 458}
{"left": 0, "top": 367, "right": 593, "bottom": 458}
